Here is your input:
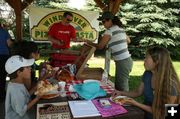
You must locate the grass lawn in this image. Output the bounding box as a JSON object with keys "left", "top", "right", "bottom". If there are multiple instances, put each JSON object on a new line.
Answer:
{"left": 88, "top": 58, "right": 145, "bottom": 86}
{"left": 87, "top": 57, "right": 180, "bottom": 81}
{"left": 87, "top": 57, "right": 180, "bottom": 102}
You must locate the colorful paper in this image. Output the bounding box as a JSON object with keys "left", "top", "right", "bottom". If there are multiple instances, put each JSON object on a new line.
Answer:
{"left": 92, "top": 98, "right": 128, "bottom": 117}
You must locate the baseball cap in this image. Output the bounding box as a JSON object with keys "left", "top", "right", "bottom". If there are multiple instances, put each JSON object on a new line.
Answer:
{"left": 97, "top": 11, "right": 114, "bottom": 21}
{"left": 5, "top": 55, "right": 35, "bottom": 74}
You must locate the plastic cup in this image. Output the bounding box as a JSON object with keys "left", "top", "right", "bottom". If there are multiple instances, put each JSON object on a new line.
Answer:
{"left": 58, "top": 81, "right": 66, "bottom": 92}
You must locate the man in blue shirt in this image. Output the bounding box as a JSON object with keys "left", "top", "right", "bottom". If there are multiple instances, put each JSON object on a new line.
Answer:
{"left": 0, "top": 22, "right": 13, "bottom": 101}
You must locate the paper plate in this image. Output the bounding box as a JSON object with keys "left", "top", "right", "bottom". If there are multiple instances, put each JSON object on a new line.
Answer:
{"left": 83, "top": 79, "right": 100, "bottom": 84}
{"left": 110, "top": 96, "right": 127, "bottom": 100}
{"left": 41, "top": 93, "right": 60, "bottom": 99}
{"left": 45, "top": 90, "right": 59, "bottom": 95}
{"left": 39, "top": 89, "right": 60, "bottom": 99}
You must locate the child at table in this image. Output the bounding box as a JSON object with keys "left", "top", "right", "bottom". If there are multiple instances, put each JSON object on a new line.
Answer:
{"left": 112, "top": 46, "right": 180, "bottom": 119}
{"left": 11, "top": 41, "right": 55, "bottom": 89}
{"left": 5, "top": 55, "right": 45, "bottom": 119}
{"left": 11, "top": 41, "right": 40, "bottom": 89}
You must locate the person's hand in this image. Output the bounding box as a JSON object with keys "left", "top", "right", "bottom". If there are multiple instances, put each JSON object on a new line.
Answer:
{"left": 76, "top": 38, "right": 88, "bottom": 42}
{"left": 36, "top": 91, "right": 47, "bottom": 99}
{"left": 111, "top": 90, "right": 124, "bottom": 98}
{"left": 124, "top": 98, "right": 138, "bottom": 106}
{"left": 36, "top": 94, "right": 43, "bottom": 99}
{"left": 35, "top": 86, "right": 46, "bottom": 98}
{"left": 45, "top": 69, "right": 56, "bottom": 78}
{"left": 82, "top": 39, "right": 92, "bottom": 44}
{"left": 86, "top": 40, "right": 92, "bottom": 44}
{"left": 57, "top": 40, "right": 65, "bottom": 46}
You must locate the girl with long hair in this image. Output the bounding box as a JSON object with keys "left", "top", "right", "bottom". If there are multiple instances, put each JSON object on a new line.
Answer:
{"left": 148, "top": 46, "right": 180, "bottom": 119}
{"left": 112, "top": 46, "right": 180, "bottom": 119}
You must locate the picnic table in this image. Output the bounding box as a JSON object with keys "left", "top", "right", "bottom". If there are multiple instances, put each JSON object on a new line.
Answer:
{"left": 27, "top": 80, "right": 144, "bottom": 119}
{"left": 28, "top": 97, "right": 144, "bottom": 119}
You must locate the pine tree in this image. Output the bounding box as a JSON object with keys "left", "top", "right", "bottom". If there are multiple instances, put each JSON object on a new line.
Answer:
{"left": 119, "top": 0, "right": 180, "bottom": 59}
{"left": 33, "top": 0, "right": 69, "bottom": 9}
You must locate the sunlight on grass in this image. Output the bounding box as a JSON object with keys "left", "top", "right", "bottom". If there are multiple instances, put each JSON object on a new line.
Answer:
{"left": 87, "top": 58, "right": 180, "bottom": 78}
{"left": 173, "top": 61, "right": 180, "bottom": 78}
{"left": 87, "top": 57, "right": 180, "bottom": 102}
{"left": 87, "top": 58, "right": 145, "bottom": 77}
{"left": 36, "top": 57, "right": 180, "bottom": 79}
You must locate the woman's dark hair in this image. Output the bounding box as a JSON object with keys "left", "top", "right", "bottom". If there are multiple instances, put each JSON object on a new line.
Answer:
{"left": 63, "top": 11, "right": 73, "bottom": 17}
{"left": 112, "top": 16, "right": 123, "bottom": 27}
{"left": 8, "top": 67, "right": 24, "bottom": 79}
{"left": 11, "top": 41, "right": 38, "bottom": 59}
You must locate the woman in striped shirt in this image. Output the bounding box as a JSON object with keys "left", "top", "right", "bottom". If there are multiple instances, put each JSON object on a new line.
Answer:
{"left": 86, "top": 11, "right": 133, "bottom": 91}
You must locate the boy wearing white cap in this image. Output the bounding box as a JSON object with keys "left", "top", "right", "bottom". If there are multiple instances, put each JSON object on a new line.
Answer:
{"left": 5, "top": 55, "right": 43, "bottom": 119}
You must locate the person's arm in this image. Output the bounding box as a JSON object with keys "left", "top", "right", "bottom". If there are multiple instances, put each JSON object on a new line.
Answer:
{"left": 73, "top": 37, "right": 88, "bottom": 42}
{"left": 86, "top": 34, "right": 110, "bottom": 50}
{"left": 136, "top": 103, "right": 152, "bottom": 113}
{"left": 48, "top": 35, "right": 64, "bottom": 46}
{"left": 5, "top": 29, "right": 13, "bottom": 47}
{"left": 10, "top": 88, "right": 40, "bottom": 115}
{"left": 168, "top": 96, "right": 178, "bottom": 103}
{"left": 126, "top": 35, "right": 131, "bottom": 44}
{"left": 126, "top": 99, "right": 152, "bottom": 113}
{"left": 27, "top": 96, "right": 40, "bottom": 110}
{"left": 112, "top": 82, "right": 144, "bottom": 98}
{"left": 7, "top": 39, "right": 13, "bottom": 47}
{"left": 28, "top": 84, "right": 50, "bottom": 110}
{"left": 28, "top": 84, "right": 37, "bottom": 95}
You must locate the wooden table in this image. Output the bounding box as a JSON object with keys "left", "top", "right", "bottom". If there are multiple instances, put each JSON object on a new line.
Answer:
{"left": 28, "top": 96, "right": 144, "bottom": 119}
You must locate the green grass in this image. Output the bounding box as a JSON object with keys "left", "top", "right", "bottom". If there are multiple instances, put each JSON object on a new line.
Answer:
{"left": 87, "top": 57, "right": 180, "bottom": 102}
{"left": 87, "top": 58, "right": 180, "bottom": 79}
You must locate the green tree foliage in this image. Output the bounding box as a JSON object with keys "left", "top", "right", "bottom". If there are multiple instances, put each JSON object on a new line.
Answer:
{"left": 1, "top": 0, "right": 179, "bottom": 59}
{"left": 119, "top": 0, "right": 180, "bottom": 59}
{"left": 33, "top": 0, "right": 69, "bottom": 9}
{"left": 83, "top": 0, "right": 100, "bottom": 11}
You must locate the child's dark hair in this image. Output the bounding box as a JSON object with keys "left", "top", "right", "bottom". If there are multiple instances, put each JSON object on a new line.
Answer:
{"left": 11, "top": 41, "right": 38, "bottom": 59}
{"left": 8, "top": 67, "right": 24, "bottom": 79}
{"left": 112, "top": 16, "right": 123, "bottom": 27}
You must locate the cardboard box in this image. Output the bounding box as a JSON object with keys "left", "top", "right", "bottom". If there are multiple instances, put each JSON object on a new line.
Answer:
{"left": 42, "top": 44, "right": 105, "bottom": 80}
{"left": 77, "top": 67, "right": 104, "bottom": 80}
{"left": 74, "top": 44, "right": 104, "bottom": 80}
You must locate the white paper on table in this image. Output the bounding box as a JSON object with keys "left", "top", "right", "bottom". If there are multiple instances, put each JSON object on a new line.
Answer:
{"left": 68, "top": 100, "right": 101, "bottom": 118}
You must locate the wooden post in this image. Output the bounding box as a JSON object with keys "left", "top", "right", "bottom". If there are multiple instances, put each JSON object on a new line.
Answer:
{"left": 15, "top": 0, "right": 22, "bottom": 41}
{"left": 108, "top": 0, "right": 114, "bottom": 12}
{"left": 6, "top": 0, "right": 22, "bottom": 41}
{"left": 112, "top": 0, "right": 123, "bottom": 15}
{"left": 6, "top": 0, "right": 33, "bottom": 41}
{"left": 94, "top": 0, "right": 124, "bottom": 14}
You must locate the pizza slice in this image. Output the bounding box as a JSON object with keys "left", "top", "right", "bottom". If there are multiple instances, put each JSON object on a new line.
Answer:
{"left": 113, "top": 98, "right": 126, "bottom": 104}
{"left": 35, "top": 80, "right": 58, "bottom": 95}
{"left": 111, "top": 96, "right": 131, "bottom": 105}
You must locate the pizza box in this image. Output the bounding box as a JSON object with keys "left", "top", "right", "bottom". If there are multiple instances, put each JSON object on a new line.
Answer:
{"left": 74, "top": 44, "right": 107, "bottom": 80}
{"left": 76, "top": 67, "right": 104, "bottom": 80}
